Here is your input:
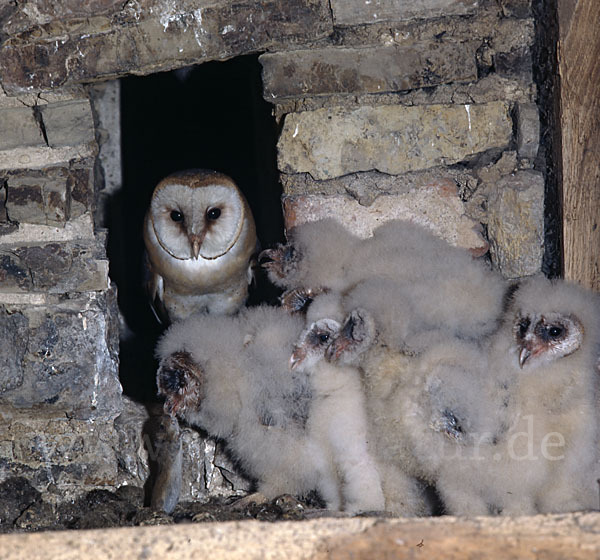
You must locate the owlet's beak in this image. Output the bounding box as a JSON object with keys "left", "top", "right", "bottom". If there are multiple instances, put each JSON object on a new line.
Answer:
{"left": 518, "top": 345, "right": 532, "bottom": 368}
{"left": 289, "top": 346, "right": 305, "bottom": 370}
{"left": 518, "top": 337, "right": 544, "bottom": 368}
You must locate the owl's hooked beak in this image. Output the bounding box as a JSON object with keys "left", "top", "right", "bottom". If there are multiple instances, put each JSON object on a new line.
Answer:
{"left": 188, "top": 232, "right": 206, "bottom": 259}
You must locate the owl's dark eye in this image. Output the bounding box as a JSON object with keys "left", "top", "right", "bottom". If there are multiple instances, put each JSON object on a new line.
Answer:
{"left": 206, "top": 207, "right": 221, "bottom": 221}
{"left": 170, "top": 210, "right": 183, "bottom": 222}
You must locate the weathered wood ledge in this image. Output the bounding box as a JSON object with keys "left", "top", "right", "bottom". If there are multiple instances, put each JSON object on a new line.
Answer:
{"left": 2, "top": 512, "right": 600, "bottom": 559}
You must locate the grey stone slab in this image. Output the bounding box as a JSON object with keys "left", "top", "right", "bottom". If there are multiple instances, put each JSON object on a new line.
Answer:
{"left": 0, "top": 107, "right": 45, "bottom": 151}
{"left": 261, "top": 41, "right": 478, "bottom": 99}
{"left": 278, "top": 101, "right": 512, "bottom": 180}
{"left": 39, "top": 100, "right": 95, "bottom": 148}
{"left": 487, "top": 169, "right": 544, "bottom": 278}
{"left": 331, "top": 0, "right": 479, "bottom": 25}
{"left": 0, "top": 241, "right": 109, "bottom": 293}
{"left": 0, "top": 417, "right": 122, "bottom": 503}
{"left": 515, "top": 102, "right": 540, "bottom": 160}
{"left": 0, "top": 291, "right": 121, "bottom": 420}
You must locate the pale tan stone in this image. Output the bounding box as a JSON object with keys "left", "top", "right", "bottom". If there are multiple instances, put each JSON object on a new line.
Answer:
{"left": 278, "top": 102, "right": 512, "bottom": 180}
{"left": 283, "top": 180, "right": 489, "bottom": 255}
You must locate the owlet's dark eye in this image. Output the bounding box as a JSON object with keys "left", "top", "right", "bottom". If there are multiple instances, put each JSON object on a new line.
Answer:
{"left": 170, "top": 210, "right": 183, "bottom": 222}
{"left": 317, "top": 333, "right": 330, "bottom": 344}
{"left": 547, "top": 325, "right": 564, "bottom": 339}
{"left": 517, "top": 318, "right": 530, "bottom": 339}
{"left": 206, "top": 207, "right": 221, "bottom": 221}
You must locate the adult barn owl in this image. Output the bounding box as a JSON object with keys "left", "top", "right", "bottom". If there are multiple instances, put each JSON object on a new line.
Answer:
{"left": 143, "top": 169, "right": 257, "bottom": 323}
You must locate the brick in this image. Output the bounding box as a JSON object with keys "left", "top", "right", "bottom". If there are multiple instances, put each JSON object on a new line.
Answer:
{"left": 260, "top": 41, "right": 478, "bottom": 99}
{"left": 0, "top": 0, "right": 333, "bottom": 92}
{"left": 487, "top": 170, "right": 544, "bottom": 278}
{"left": 0, "top": 107, "right": 44, "bottom": 151}
{"left": 0, "top": 291, "right": 121, "bottom": 421}
{"left": 39, "top": 99, "right": 95, "bottom": 148}
{"left": 331, "top": 0, "right": 479, "bottom": 25}
{"left": 278, "top": 102, "right": 512, "bottom": 180}
{"left": 282, "top": 179, "right": 489, "bottom": 255}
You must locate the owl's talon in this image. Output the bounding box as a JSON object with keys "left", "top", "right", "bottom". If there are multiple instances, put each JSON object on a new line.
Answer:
{"left": 279, "top": 287, "right": 321, "bottom": 314}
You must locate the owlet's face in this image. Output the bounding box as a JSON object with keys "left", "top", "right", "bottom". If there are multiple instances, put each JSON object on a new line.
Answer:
{"left": 290, "top": 318, "right": 341, "bottom": 372}
{"left": 148, "top": 171, "right": 247, "bottom": 261}
{"left": 512, "top": 312, "right": 584, "bottom": 369}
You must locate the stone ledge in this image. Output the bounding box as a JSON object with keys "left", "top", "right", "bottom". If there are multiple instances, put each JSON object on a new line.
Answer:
{"left": 0, "top": 0, "right": 333, "bottom": 93}
{"left": 1, "top": 513, "right": 600, "bottom": 559}
{"left": 260, "top": 41, "right": 478, "bottom": 99}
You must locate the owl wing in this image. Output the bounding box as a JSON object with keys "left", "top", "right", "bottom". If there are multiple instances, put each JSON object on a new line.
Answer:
{"left": 143, "top": 250, "right": 168, "bottom": 325}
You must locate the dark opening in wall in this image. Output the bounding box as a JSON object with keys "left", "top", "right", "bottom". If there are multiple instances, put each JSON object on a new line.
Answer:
{"left": 110, "top": 54, "right": 282, "bottom": 401}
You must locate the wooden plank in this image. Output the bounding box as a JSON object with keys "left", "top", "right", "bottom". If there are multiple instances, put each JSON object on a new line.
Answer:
{"left": 1, "top": 514, "right": 600, "bottom": 560}
{"left": 558, "top": 0, "right": 600, "bottom": 290}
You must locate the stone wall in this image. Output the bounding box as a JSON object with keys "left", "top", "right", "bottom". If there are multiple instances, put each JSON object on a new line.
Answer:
{"left": 0, "top": 0, "right": 546, "bottom": 504}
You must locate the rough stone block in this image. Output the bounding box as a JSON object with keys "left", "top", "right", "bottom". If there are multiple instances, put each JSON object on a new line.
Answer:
{"left": 487, "top": 169, "right": 544, "bottom": 278}
{"left": 7, "top": 173, "right": 67, "bottom": 226}
{"left": 497, "top": 0, "right": 532, "bottom": 18}
{"left": 0, "top": 0, "right": 333, "bottom": 92}
{"left": 260, "top": 41, "right": 477, "bottom": 99}
{"left": 0, "top": 144, "right": 98, "bottom": 172}
{"left": 331, "top": 0, "right": 479, "bottom": 25}
{"left": 39, "top": 99, "right": 95, "bottom": 148}
{"left": 5, "top": 164, "right": 94, "bottom": 225}
{"left": 278, "top": 102, "right": 512, "bottom": 180}
{"left": 0, "top": 291, "right": 121, "bottom": 421}
{"left": 0, "top": 417, "right": 121, "bottom": 503}
{"left": 114, "top": 400, "right": 251, "bottom": 504}
{"left": 0, "top": 107, "right": 44, "bottom": 151}
{"left": 515, "top": 101, "right": 540, "bottom": 160}
{"left": 0, "top": 241, "right": 109, "bottom": 293}
{"left": 282, "top": 178, "right": 489, "bottom": 254}
{"left": 0, "top": 213, "right": 95, "bottom": 246}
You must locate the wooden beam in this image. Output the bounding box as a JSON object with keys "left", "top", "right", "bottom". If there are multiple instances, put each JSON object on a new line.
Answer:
{"left": 558, "top": 0, "right": 600, "bottom": 290}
